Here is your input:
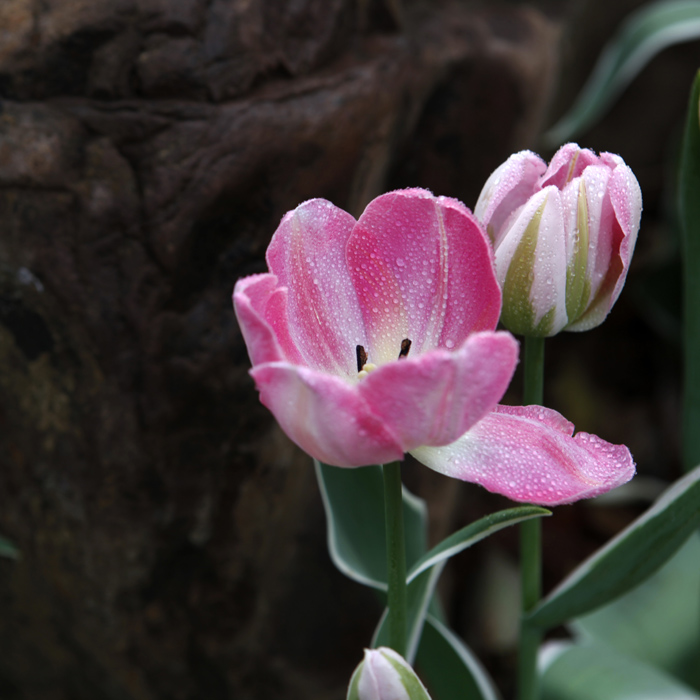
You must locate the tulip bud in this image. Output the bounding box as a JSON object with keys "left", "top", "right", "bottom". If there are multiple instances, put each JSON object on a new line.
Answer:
{"left": 347, "top": 648, "right": 432, "bottom": 700}
{"left": 475, "top": 143, "right": 642, "bottom": 336}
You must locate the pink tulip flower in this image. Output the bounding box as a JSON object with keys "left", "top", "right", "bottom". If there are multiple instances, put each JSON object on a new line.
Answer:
{"left": 233, "top": 188, "right": 634, "bottom": 505}
{"left": 475, "top": 143, "right": 642, "bottom": 336}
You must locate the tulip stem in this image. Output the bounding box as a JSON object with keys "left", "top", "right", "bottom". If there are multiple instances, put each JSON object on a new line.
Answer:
{"left": 382, "top": 461, "right": 408, "bottom": 658}
{"left": 519, "top": 335, "right": 545, "bottom": 700}
{"left": 679, "top": 70, "right": 700, "bottom": 472}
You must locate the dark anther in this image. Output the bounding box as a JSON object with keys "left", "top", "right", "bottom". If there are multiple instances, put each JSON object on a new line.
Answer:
{"left": 356, "top": 345, "right": 368, "bottom": 373}
{"left": 398, "top": 338, "right": 412, "bottom": 359}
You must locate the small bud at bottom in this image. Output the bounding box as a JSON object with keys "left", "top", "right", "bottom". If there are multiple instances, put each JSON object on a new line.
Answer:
{"left": 347, "top": 648, "right": 432, "bottom": 700}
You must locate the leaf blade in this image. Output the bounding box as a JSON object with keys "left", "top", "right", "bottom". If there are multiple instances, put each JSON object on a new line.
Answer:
{"left": 373, "top": 507, "right": 550, "bottom": 663}
{"left": 407, "top": 506, "right": 550, "bottom": 584}
{"left": 0, "top": 536, "right": 19, "bottom": 560}
{"left": 416, "top": 615, "right": 501, "bottom": 700}
{"left": 572, "top": 531, "right": 700, "bottom": 690}
{"left": 679, "top": 70, "right": 700, "bottom": 471}
{"left": 545, "top": 0, "right": 700, "bottom": 145}
{"left": 540, "top": 641, "right": 700, "bottom": 700}
{"left": 372, "top": 565, "right": 446, "bottom": 663}
{"left": 315, "top": 460, "right": 427, "bottom": 590}
{"left": 527, "top": 464, "right": 700, "bottom": 628}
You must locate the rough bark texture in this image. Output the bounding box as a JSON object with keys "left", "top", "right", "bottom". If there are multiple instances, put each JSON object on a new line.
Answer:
{"left": 0, "top": 3, "right": 559, "bottom": 697}
{"left": 2, "top": 0, "right": 690, "bottom": 698}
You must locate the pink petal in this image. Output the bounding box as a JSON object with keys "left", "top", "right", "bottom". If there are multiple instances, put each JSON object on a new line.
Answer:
{"left": 475, "top": 150, "right": 546, "bottom": 247}
{"left": 347, "top": 189, "right": 501, "bottom": 365}
{"left": 580, "top": 166, "right": 615, "bottom": 297}
{"left": 250, "top": 362, "right": 404, "bottom": 467}
{"left": 495, "top": 187, "right": 568, "bottom": 336}
{"left": 359, "top": 331, "right": 518, "bottom": 450}
{"left": 263, "top": 287, "right": 305, "bottom": 365}
{"left": 567, "top": 161, "right": 641, "bottom": 332}
{"left": 559, "top": 166, "right": 614, "bottom": 320}
{"left": 233, "top": 274, "right": 286, "bottom": 365}
{"left": 540, "top": 143, "right": 599, "bottom": 189}
{"left": 266, "top": 199, "right": 367, "bottom": 377}
{"left": 411, "top": 405, "right": 635, "bottom": 506}
{"left": 608, "top": 160, "right": 642, "bottom": 265}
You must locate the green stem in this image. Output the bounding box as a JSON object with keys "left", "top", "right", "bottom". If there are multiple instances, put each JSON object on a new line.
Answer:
{"left": 382, "top": 461, "right": 408, "bottom": 657}
{"left": 679, "top": 70, "right": 700, "bottom": 472}
{"left": 519, "top": 518, "right": 542, "bottom": 700}
{"left": 519, "top": 335, "right": 545, "bottom": 700}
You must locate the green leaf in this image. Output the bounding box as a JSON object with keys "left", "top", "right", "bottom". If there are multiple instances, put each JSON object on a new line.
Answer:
{"left": 0, "top": 536, "right": 19, "bottom": 560}
{"left": 372, "top": 507, "right": 550, "bottom": 662}
{"left": 679, "top": 70, "right": 700, "bottom": 471}
{"left": 545, "top": 0, "right": 700, "bottom": 145}
{"left": 572, "top": 531, "right": 700, "bottom": 690}
{"left": 407, "top": 506, "right": 550, "bottom": 584}
{"left": 373, "top": 565, "right": 446, "bottom": 663}
{"left": 416, "top": 615, "right": 500, "bottom": 700}
{"left": 527, "top": 464, "right": 700, "bottom": 629}
{"left": 314, "top": 460, "right": 427, "bottom": 590}
{"left": 540, "top": 641, "right": 700, "bottom": 700}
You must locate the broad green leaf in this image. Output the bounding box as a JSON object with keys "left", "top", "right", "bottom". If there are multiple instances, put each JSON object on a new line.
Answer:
{"left": 372, "top": 507, "right": 550, "bottom": 663}
{"left": 545, "top": 0, "right": 700, "bottom": 145}
{"left": 679, "top": 70, "right": 700, "bottom": 471}
{"left": 407, "top": 506, "right": 550, "bottom": 584}
{"left": 540, "top": 641, "right": 700, "bottom": 700}
{"left": 372, "top": 565, "right": 446, "bottom": 663}
{"left": 527, "top": 464, "right": 700, "bottom": 628}
{"left": 315, "top": 460, "right": 427, "bottom": 590}
{"left": 0, "top": 536, "right": 18, "bottom": 559}
{"left": 573, "top": 532, "right": 700, "bottom": 690}
{"left": 416, "top": 615, "right": 500, "bottom": 700}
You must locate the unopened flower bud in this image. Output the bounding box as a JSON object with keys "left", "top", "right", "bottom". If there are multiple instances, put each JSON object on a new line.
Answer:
{"left": 347, "top": 648, "right": 432, "bottom": 700}
{"left": 475, "top": 143, "right": 642, "bottom": 336}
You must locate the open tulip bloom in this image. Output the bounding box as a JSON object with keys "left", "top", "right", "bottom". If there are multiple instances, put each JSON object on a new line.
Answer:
{"left": 475, "top": 143, "right": 642, "bottom": 337}
{"left": 233, "top": 188, "right": 634, "bottom": 506}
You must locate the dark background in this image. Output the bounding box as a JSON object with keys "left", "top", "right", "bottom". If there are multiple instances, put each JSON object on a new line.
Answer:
{"left": 0, "top": 0, "right": 695, "bottom": 697}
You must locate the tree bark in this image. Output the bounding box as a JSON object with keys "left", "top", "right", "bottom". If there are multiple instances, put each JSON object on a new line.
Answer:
{"left": 0, "top": 2, "right": 558, "bottom": 698}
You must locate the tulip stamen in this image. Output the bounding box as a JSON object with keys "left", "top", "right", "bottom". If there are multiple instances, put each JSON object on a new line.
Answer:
{"left": 356, "top": 345, "right": 377, "bottom": 378}
{"left": 398, "top": 338, "right": 412, "bottom": 359}
{"left": 356, "top": 345, "right": 368, "bottom": 373}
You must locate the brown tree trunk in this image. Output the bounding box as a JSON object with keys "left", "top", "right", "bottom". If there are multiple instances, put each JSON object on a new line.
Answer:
{"left": 0, "top": 2, "right": 558, "bottom": 698}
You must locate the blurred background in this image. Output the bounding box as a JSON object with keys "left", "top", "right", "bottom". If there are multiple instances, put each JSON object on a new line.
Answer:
{"left": 0, "top": 0, "right": 696, "bottom": 697}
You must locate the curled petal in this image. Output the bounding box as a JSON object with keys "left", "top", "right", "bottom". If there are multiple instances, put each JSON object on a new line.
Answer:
{"left": 348, "top": 189, "right": 501, "bottom": 364}
{"left": 560, "top": 166, "right": 614, "bottom": 323}
{"left": 496, "top": 187, "right": 568, "bottom": 336}
{"left": 539, "top": 143, "right": 599, "bottom": 189}
{"left": 475, "top": 150, "right": 546, "bottom": 247}
{"left": 266, "top": 199, "right": 367, "bottom": 377}
{"left": 250, "top": 363, "right": 403, "bottom": 468}
{"left": 608, "top": 160, "right": 642, "bottom": 263}
{"left": 233, "top": 274, "right": 286, "bottom": 365}
{"left": 359, "top": 331, "right": 518, "bottom": 450}
{"left": 579, "top": 165, "right": 615, "bottom": 297}
{"left": 567, "top": 160, "right": 642, "bottom": 331}
{"left": 411, "top": 405, "right": 635, "bottom": 506}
